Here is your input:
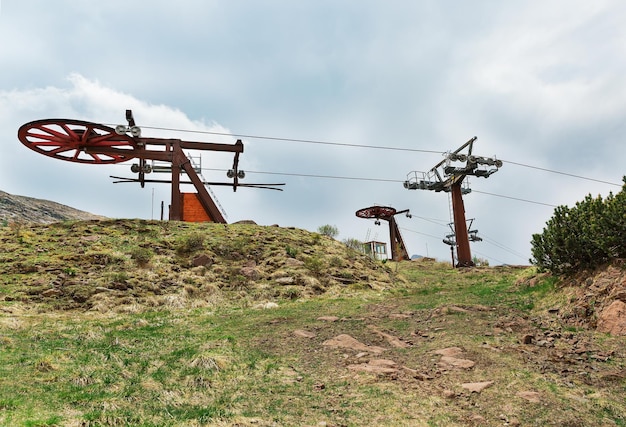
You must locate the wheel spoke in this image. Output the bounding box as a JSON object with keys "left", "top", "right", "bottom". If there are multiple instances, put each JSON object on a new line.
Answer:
{"left": 18, "top": 119, "right": 136, "bottom": 164}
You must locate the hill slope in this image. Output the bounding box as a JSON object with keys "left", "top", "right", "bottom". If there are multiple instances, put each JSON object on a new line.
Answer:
{"left": 0, "top": 220, "right": 624, "bottom": 426}
{"left": 0, "top": 190, "right": 105, "bottom": 223}
{"left": 0, "top": 219, "right": 393, "bottom": 311}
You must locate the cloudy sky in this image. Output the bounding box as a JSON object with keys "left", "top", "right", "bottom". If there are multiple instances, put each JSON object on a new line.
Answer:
{"left": 1, "top": 1, "right": 624, "bottom": 265}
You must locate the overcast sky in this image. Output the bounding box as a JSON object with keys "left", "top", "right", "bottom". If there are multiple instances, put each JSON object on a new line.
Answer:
{"left": 1, "top": 1, "right": 624, "bottom": 265}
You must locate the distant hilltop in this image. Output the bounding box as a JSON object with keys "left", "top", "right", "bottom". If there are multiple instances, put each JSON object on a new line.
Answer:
{"left": 0, "top": 190, "right": 106, "bottom": 224}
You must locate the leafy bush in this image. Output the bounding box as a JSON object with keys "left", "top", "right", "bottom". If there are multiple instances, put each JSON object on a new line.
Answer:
{"left": 176, "top": 232, "right": 205, "bottom": 255}
{"left": 130, "top": 247, "right": 153, "bottom": 267}
{"left": 317, "top": 224, "right": 339, "bottom": 239}
{"left": 530, "top": 177, "right": 625, "bottom": 274}
{"left": 285, "top": 245, "right": 298, "bottom": 258}
{"left": 304, "top": 255, "right": 325, "bottom": 276}
{"left": 343, "top": 238, "right": 364, "bottom": 252}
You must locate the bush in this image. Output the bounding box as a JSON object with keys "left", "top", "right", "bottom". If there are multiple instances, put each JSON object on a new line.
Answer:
{"left": 343, "top": 238, "right": 364, "bottom": 252}
{"left": 130, "top": 247, "right": 153, "bottom": 267}
{"left": 317, "top": 224, "right": 339, "bottom": 239}
{"left": 176, "top": 232, "right": 205, "bottom": 255}
{"left": 530, "top": 177, "right": 626, "bottom": 274}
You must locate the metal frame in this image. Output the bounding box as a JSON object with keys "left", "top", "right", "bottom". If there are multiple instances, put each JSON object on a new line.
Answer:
{"left": 403, "top": 137, "right": 502, "bottom": 267}
{"left": 355, "top": 205, "right": 411, "bottom": 261}
{"left": 17, "top": 110, "right": 283, "bottom": 223}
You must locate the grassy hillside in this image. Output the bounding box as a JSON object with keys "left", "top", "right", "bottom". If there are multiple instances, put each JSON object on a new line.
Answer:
{"left": 0, "top": 220, "right": 624, "bottom": 426}
{"left": 0, "top": 191, "right": 105, "bottom": 224}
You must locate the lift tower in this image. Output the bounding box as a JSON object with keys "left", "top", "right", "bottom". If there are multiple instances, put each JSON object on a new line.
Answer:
{"left": 355, "top": 205, "right": 411, "bottom": 261}
{"left": 17, "top": 110, "right": 283, "bottom": 223}
{"left": 403, "top": 137, "right": 502, "bottom": 267}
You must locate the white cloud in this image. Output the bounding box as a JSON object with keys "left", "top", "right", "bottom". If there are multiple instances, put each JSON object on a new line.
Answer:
{"left": 1, "top": 1, "right": 625, "bottom": 265}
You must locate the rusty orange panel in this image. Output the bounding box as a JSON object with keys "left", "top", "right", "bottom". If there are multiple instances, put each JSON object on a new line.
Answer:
{"left": 181, "top": 193, "right": 214, "bottom": 222}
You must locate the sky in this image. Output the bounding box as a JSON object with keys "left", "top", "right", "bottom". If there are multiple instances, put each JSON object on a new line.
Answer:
{"left": 1, "top": 1, "right": 625, "bottom": 266}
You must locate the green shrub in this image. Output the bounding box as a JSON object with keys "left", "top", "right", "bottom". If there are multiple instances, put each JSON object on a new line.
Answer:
{"left": 285, "top": 245, "right": 298, "bottom": 258}
{"left": 317, "top": 224, "right": 339, "bottom": 239}
{"left": 304, "top": 255, "right": 325, "bottom": 276}
{"left": 531, "top": 176, "right": 626, "bottom": 274}
{"left": 130, "top": 247, "right": 153, "bottom": 266}
{"left": 343, "top": 238, "right": 364, "bottom": 252}
{"left": 176, "top": 233, "right": 205, "bottom": 255}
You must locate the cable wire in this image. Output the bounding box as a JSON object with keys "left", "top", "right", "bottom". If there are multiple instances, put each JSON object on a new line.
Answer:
{"left": 471, "top": 190, "right": 557, "bottom": 208}
{"left": 472, "top": 249, "right": 509, "bottom": 266}
{"left": 115, "top": 123, "right": 623, "bottom": 187}
{"left": 121, "top": 124, "right": 443, "bottom": 154}
{"left": 479, "top": 234, "right": 528, "bottom": 261}
{"left": 503, "top": 160, "right": 621, "bottom": 187}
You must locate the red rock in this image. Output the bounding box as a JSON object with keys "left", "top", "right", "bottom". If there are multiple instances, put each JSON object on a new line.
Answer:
{"left": 322, "top": 334, "right": 386, "bottom": 353}
{"left": 317, "top": 316, "right": 339, "bottom": 322}
{"left": 293, "top": 329, "right": 316, "bottom": 338}
{"left": 461, "top": 381, "right": 494, "bottom": 393}
{"left": 516, "top": 391, "right": 541, "bottom": 403}
{"left": 348, "top": 359, "right": 398, "bottom": 374}
{"left": 597, "top": 300, "right": 626, "bottom": 335}
{"left": 433, "top": 347, "right": 464, "bottom": 357}
{"left": 439, "top": 356, "right": 475, "bottom": 369}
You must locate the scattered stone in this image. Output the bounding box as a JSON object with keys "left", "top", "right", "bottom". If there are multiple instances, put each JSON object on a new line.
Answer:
{"left": 41, "top": 288, "right": 62, "bottom": 297}
{"left": 367, "top": 325, "right": 410, "bottom": 348}
{"left": 433, "top": 347, "right": 464, "bottom": 357}
{"left": 240, "top": 266, "right": 260, "bottom": 280}
{"left": 522, "top": 334, "right": 535, "bottom": 344}
{"left": 293, "top": 329, "right": 316, "bottom": 338}
{"left": 442, "top": 389, "right": 456, "bottom": 399}
{"left": 389, "top": 313, "right": 411, "bottom": 319}
{"left": 600, "top": 369, "right": 626, "bottom": 382}
{"left": 439, "top": 356, "right": 476, "bottom": 370}
{"left": 317, "top": 316, "right": 339, "bottom": 322}
{"left": 461, "top": 381, "right": 494, "bottom": 393}
{"left": 322, "top": 334, "right": 386, "bottom": 354}
{"left": 348, "top": 359, "right": 398, "bottom": 374}
{"left": 401, "top": 366, "right": 434, "bottom": 380}
{"left": 275, "top": 277, "right": 295, "bottom": 285}
{"left": 284, "top": 258, "right": 305, "bottom": 267}
{"left": 597, "top": 300, "right": 626, "bottom": 335}
{"left": 253, "top": 302, "right": 279, "bottom": 310}
{"left": 469, "top": 414, "right": 486, "bottom": 423}
{"left": 516, "top": 391, "right": 541, "bottom": 403}
{"left": 192, "top": 254, "right": 213, "bottom": 267}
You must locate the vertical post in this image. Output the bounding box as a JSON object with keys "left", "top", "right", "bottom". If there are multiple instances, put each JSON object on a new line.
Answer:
{"left": 389, "top": 216, "right": 409, "bottom": 261}
{"left": 389, "top": 217, "right": 399, "bottom": 261}
{"left": 450, "top": 181, "right": 474, "bottom": 267}
{"left": 170, "top": 142, "right": 181, "bottom": 220}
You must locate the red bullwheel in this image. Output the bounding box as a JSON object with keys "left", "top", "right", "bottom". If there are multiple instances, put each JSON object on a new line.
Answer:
{"left": 17, "top": 119, "right": 137, "bottom": 164}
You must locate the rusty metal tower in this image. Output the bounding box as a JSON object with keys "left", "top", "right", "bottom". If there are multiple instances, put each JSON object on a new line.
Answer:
{"left": 355, "top": 205, "right": 411, "bottom": 261}
{"left": 17, "top": 110, "right": 283, "bottom": 223}
{"left": 403, "top": 137, "right": 502, "bottom": 267}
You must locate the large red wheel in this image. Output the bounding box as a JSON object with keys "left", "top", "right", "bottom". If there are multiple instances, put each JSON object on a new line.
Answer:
{"left": 17, "top": 119, "right": 137, "bottom": 164}
{"left": 355, "top": 205, "right": 397, "bottom": 221}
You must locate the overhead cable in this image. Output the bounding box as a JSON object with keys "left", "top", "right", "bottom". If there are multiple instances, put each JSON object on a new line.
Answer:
{"left": 122, "top": 125, "right": 443, "bottom": 154}
{"left": 121, "top": 124, "right": 623, "bottom": 187}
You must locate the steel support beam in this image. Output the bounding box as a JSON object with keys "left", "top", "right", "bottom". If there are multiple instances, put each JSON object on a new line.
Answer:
{"left": 450, "top": 181, "right": 474, "bottom": 267}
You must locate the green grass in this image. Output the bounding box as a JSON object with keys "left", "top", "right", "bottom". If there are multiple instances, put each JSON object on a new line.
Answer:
{"left": 1, "top": 221, "right": 625, "bottom": 426}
